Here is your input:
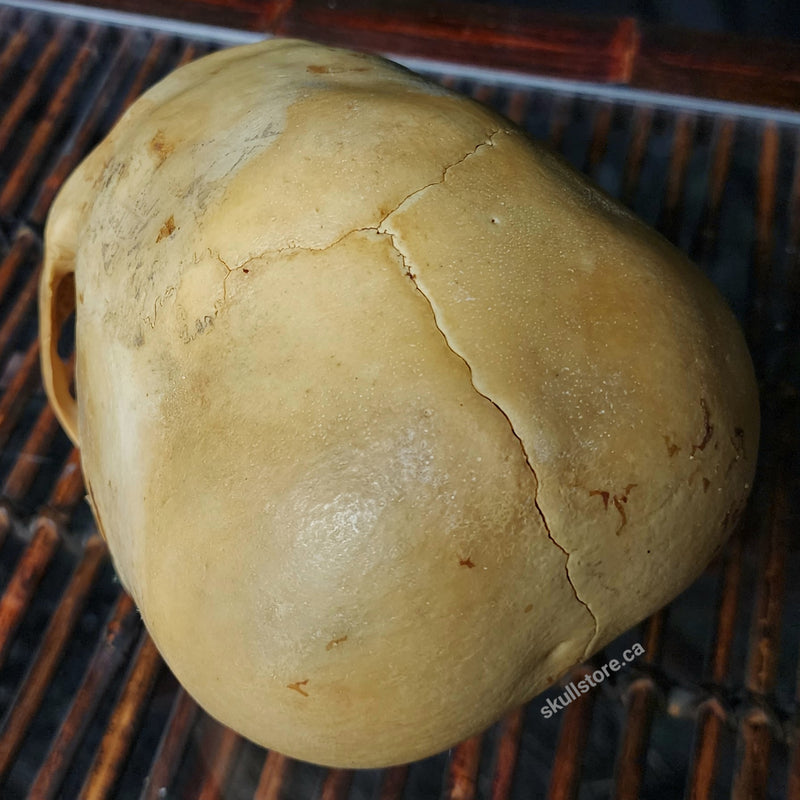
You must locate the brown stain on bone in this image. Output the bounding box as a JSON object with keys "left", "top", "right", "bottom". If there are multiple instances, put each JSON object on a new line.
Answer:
{"left": 459, "top": 556, "right": 476, "bottom": 568}
{"left": 612, "top": 495, "right": 627, "bottom": 533}
{"left": 287, "top": 679, "right": 310, "bottom": 697}
{"left": 663, "top": 435, "right": 681, "bottom": 457}
{"left": 690, "top": 399, "right": 714, "bottom": 456}
{"left": 588, "top": 490, "right": 610, "bottom": 509}
{"left": 149, "top": 130, "right": 174, "bottom": 167}
{"left": 307, "top": 64, "right": 369, "bottom": 74}
{"left": 590, "top": 484, "right": 637, "bottom": 534}
{"left": 156, "top": 215, "right": 176, "bottom": 243}
{"left": 703, "top": 477, "right": 711, "bottom": 493}
{"left": 524, "top": 603, "right": 533, "bottom": 613}
{"left": 326, "top": 636, "right": 348, "bottom": 651}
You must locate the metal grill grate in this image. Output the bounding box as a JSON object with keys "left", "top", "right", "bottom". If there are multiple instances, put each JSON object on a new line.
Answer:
{"left": 0, "top": 5, "right": 797, "bottom": 799}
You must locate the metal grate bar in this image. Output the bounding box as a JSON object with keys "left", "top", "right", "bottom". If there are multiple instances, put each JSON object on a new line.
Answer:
{"left": 1, "top": 354, "right": 72, "bottom": 506}
{"left": 192, "top": 722, "right": 244, "bottom": 800}
{"left": 253, "top": 749, "right": 292, "bottom": 800}
{"left": 583, "top": 101, "right": 614, "bottom": 174}
{"left": 659, "top": 111, "right": 697, "bottom": 241}
{"left": 28, "top": 28, "right": 140, "bottom": 228}
{"left": 318, "top": 766, "right": 354, "bottom": 800}
{"left": 0, "top": 13, "right": 37, "bottom": 85}
{"left": 547, "top": 94, "right": 574, "bottom": 154}
{"left": 690, "top": 117, "right": 737, "bottom": 264}
{"left": 0, "top": 265, "right": 40, "bottom": 368}
{"left": 0, "top": 446, "right": 87, "bottom": 665}
{"left": 27, "top": 591, "right": 140, "bottom": 800}
{"left": 621, "top": 106, "right": 654, "bottom": 206}
{"left": 0, "top": 230, "right": 38, "bottom": 315}
{"left": 732, "top": 470, "right": 790, "bottom": 800}
{"left": 0, "top": 20, "right": 74, "bottom": 157}
{"left": 140, "top": 686, "right": 199, "bottom": 800}
{"left": 117, "top": 33, "right": 171, "bottom": 113}
{"left": 612, "top": 611, "right": 666, "bottom": 800}
{"left": 685, "top": 528, "right": 745, "bottom": 798}
{"left": 0, "top": 339, "right": 40, "bottom": 451}
{"left": 445, "top": 734, "right": 483, "bottom": 800}
{"left": 547, "top": 666, "right": 596, "bottom": 799}
{"left": 0, "top": 534, "right": 106, "bottom": 778}
{"left": 77, "top": 630, "right": 163, "bottom": 800}
{"left": 0, "top": 24, "right": 103, "bottom": 220}
{"left": 748, "top": 122, "right": 781, "bottom": 361}
{"left": 0, "top": 520, "right": 59, "bottom": 673}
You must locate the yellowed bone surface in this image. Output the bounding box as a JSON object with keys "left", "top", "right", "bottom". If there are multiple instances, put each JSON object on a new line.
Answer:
{"left": 40, "top": 38, "right": 758, "bottom": 767}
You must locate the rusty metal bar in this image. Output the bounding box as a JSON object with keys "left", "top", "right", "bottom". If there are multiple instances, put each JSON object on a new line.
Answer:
{"left": 253, "top": 750, "right": 291, "bottom": 800}
{"left": 0, "top": 12, "right": 36, "bottom": 86}
{"left": 0, "top": 445, "right": 88, "bottom": 671}
{"left": 506, "top": 89, "right": 529, "bottom": 126}
{"left": 118, "top": 33, "right": 170, "bottom": 113}
{"left": 0, "top": 534, "right": 106, "bottom": 777}
{"left": 47, "top": 447, "right": 85, "bottom": 516}
{"left": 78, "top": 631, "right": 163, "bottom": 800}
{"left": 611, "top": 610, "right": 666, "bottom": 800}
{"left": 140, "top": 687, "right": 199, "bottom": 800}
{"left": 549, "top": 94, "right": 574, "bottom": 152}
{"left": 583, "top": 102, "right": 614, "bottom": 175}
{"left": 176, "top": 41, "right": 208, "bottom": 69}
{"left": 2, "top": 398, "right": 66, "bottom": 507}
{"left": 748, "top": 121, "right": 780, "bottom": 357}
{"left": 0, "top": 227, "right": 37, "bottom": 308}
{"left": 29, "top": 29, "right": 139, "bottom": 227}
{"left": 621, "top": 106, "right": 654, "bottom": 206}
{"left": 684, "top": 529, "right": 744, "bottom": 799}
{"left": 612, "top": 677, "right": 660, "bottom": 800}
{"left": 470, "top": 83, "right": 497, "bottom": 107}
{"left": 0, "top": 24, "right": 103, "bottom": 218}
{"left": 0, "top": 262, "right": 40, "bottom": 366}
{"left": 319, "top": 767, "right": 353, "bottom": 800}
{"left": 0, "top": 518, "right": 59, "bottom": 671}
{"left": 444, "top": 734, "right": 483, "bottom": 800}
{"left": 28, "top": 591, "right": 140, "bottom": 800}
{"left": 659, "top": 112, "right": 697, "bottom": 241}
{"left": 0, "top": 335, "right": 40, "bottom": 450}
{"left": 489, "top": 706, "right": 524, "bottom": 800}
{"left": 687, "top": 698, "right": 730, "bottom": 800}
{"left": 0, "top": 20, "right": 74, "bottom": 157}
{"left": 194, "top": 724, "right": 243, "bottom": 800}
{"left": 690, "top": 117, "right": 736, "bottom": 264}
{"left": 547, "top": 667, "right": 597, "bottom": 800}
{"left": 731, "top": 471, "right": 789, "bottom": 800}
{"left": 378, "top": 765, "right": 409, "bottom": 800}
